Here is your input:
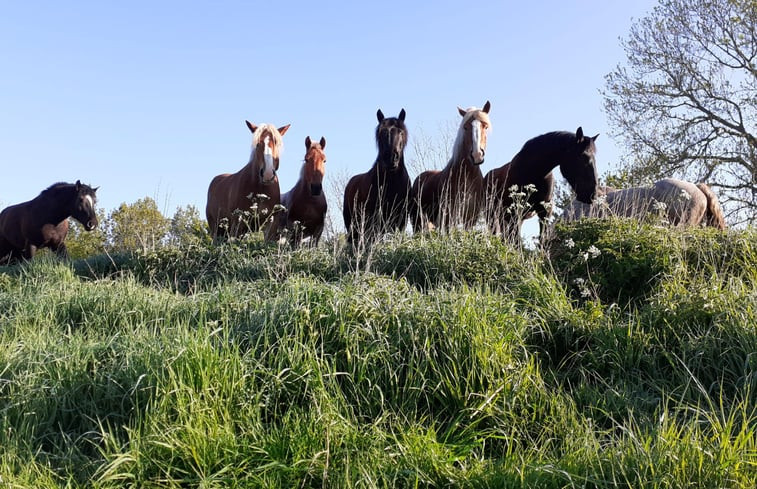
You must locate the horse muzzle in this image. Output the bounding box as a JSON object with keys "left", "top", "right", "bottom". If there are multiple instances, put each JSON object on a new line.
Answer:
{"left": 577, "top": 187, "right": 597, "bottom": 205}
{"left": 310, "top": 183, "right": 323, "bottom": 196}
{"left": 259, "top": 167, "right": 277, "bottom": 184}
{"left": 471, "top": 149, "right": 485, "bottom": 165}
{"left": 85, "top": 220, "right": 98, "bottom": 231}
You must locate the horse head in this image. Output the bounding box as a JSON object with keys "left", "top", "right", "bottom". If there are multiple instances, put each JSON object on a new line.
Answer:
{"left": 457, "top": 101, "right": 491, "bottom": 165}
{"left": 304, "top": 136, "right": 327, "bottom": 196}
{"left": 72, "top": 180, "right": 99, "bottom": 231}
{"left": 375, "top": 108, "right": 408, "bottom": 171}
{"left": 559, "top": 127, "right": 599, "bottom": 204}
{"left": 246, "top": 120, "right": 290, "bottom": 184}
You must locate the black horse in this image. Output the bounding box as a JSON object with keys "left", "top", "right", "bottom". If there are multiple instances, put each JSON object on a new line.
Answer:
{"left": 484, "top": 127, "right": 599, "bottom": 240}
{"left": 0, "top": 181, "right": 99, "bottom": 264}
{"left": 343, "top": 108, "right": 411, "bottom": 247}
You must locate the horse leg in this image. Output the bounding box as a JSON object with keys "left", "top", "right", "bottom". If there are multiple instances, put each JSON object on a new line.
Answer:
{"left": 22, "top": 243, "right": 37, "bottom": 261}
{"left": 55, "top": 242, "right": 69, "bottom": 261}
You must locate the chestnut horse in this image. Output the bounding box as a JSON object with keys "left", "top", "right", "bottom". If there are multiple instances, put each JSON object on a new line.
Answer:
{"left": 0, "top": 180, "right": 98, "bottom": 264}
{"left": 563, "top": 178, "right": 726, "bottom": 229}
{"left": 206, "top": 121, "right": 290, "bottom": 240}
{"left": 412, "top": 101, "right": 491, "bottom": 231}
{"left": 343, "top": 109, "right": 411, "bottom": 246}
{"left": 484, "top": 127, "right": 599, "bottom": 240}
{"left": 276, "top": 136, "right": 328, "bottom": 246}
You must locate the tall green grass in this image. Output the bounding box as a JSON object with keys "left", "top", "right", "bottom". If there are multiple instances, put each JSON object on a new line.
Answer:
{"left": 1, "top": 221, "right": 755, "bottom": 487}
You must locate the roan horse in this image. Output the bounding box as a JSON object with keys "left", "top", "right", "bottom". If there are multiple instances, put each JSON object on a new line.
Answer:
{"left": 343, "top": 109, "right": 411, "bottom": 246}
{"left": 484, "top": 127, "right": 599, "bottom": 240}
{"left": 206, "top": 121, "right": 290, "bottom": 240}
{"left": 0, "top": 181, "right": 98, "bottom": 264}
{"left": 276, "top": 136, "right": 328, "bottom": 246}
{"left": 563, "top": 178, "right": 727, "bottom": 229}
{"left": 412, "top": 101, "right": 491, "bottom": 231}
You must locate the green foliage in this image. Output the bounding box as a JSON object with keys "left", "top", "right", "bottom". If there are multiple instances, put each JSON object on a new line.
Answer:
{"left": 1, "top": 223, "right": 756, "bottom": 488}
{"left": 106, "top": 197, "right": 170, "bottom": 253}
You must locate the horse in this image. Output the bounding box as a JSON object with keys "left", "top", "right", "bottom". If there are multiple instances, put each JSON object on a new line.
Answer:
{"left": 0, "top": 180, "right": 98, "bottom": 264}
{"left": 562, "top": 178, "right": 727, "bottom": 229}
{"left": 343, "top": 108, "right": 411, "bottom": 247}
{"left": 275, "top": 136, "right": 328, "bottom": 247}
{"left": 206, "top": 120, "right": 290, "bottom": 240}
{"left": 412, "top": 101, "right": 491, "bottom": 231}
{"left": 484, "top": 127, "right": 599, "bottom": 240}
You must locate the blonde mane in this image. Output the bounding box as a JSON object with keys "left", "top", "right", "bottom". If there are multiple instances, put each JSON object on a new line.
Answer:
{"left": 450, "top": 108, "right": 491, "bottom": 166}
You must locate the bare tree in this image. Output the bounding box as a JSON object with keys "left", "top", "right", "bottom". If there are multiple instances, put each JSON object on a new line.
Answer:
{"left": 603, "top": 0, "right": 757, "bottom": 223}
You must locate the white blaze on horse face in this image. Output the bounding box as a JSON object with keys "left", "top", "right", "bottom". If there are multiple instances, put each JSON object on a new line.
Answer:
{"left": 262, "top": 136, "right": 276, "bottom": 182}
{"left": 84, "top": 195, "right": 94, "bottom": 212}
{"left": 471, "top": 120, "right": 485, "bottom": 164}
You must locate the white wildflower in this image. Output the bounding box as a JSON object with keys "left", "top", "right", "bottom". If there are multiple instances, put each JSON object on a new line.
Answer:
{"left": 587, "top": 245, "right": 601, "bottom": 258}
{"left": 652, "top": 200, "right": 667, "bottom": 212}
{"left": 564, "top": 238, "right": 575, "bottom": 249}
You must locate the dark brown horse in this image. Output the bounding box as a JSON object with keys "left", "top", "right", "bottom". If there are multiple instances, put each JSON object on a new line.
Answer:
{"left": 206, "top": 121, "right": 290, "bottom": 240}
{"left": 412, "top": 101, "right": 491, "bottom": 231}
{"left": 0, "top": 181, "right": 98, "bottom": 264}
{"left": 276, "top": 136, "right": 328, "bottom": 246}
{"left": 343, "top": 109, "right": 411, "bottom": 246}
{"left": 484, "top": 127, "right": 599, "bottom": 240}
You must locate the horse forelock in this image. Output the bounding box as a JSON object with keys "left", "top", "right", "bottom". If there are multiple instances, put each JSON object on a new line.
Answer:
{"left": 450, "top": 109, "right": 491, "bottom": 165}
{"left": 251, "top": 124, "right": 284, "bottom": 154}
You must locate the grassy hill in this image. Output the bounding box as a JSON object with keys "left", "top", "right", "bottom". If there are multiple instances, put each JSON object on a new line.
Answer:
{"left": 1, "top": 220, "right": 755, "bottom": 488}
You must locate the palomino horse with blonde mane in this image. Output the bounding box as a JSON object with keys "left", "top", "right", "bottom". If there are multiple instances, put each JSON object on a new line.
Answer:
{"left": 563, "top": 178, "right": 726, "bottom": 229}
{"left": 275, "top": 136, "right": 328, "bottom": 247}
{"left": 343, "top": 108, "right": 411, "bottom": 246}
{"left": 412, "top": 101, "right": 491, "bottom": 231}
{"left": 484, "top": 127, "right": 599, "bottom": 240}
{"left": 206, "top": 120, "right": 290, "bottom": 240}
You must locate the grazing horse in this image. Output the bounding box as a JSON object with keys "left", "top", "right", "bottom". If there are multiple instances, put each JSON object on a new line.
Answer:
{"left": 0, "top": 181, "right": 98, "bottom": 264}
{"left": 276, "top": 136, "right": 328, "bottom": 246}
{"left": 343, "top": 108, "right": 411, "bottom": 246}
{"left": 206, "top": 120, "right": 290, "bottom": 240}
{"left": 412, "top": 101, "right": 491, "bottom": 231}
{"left": 563, "top": 178, "right": 727, "bottom": 229}
{"left": 484, "top": 127, "right": 599, "bottom": 240}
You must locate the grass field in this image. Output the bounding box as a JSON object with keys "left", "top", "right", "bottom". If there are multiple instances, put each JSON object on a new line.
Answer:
{"left": 1, "top": 219, "right": 755, "bottom": 488}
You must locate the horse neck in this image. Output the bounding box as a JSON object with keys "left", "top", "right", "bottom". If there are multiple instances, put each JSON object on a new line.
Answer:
{"left": 371, "top": 156, "right": 406, "bottom": 182}
{"left": 35, "top": 189, "right": 75, "bottom": 224}
{"left": 511, "top": 138, "right": 569, "bottom": 178}
{"left": 244, "top": 149, "right": 262, "bottom": 185}
{"left": 443, "top": 153, "right": 481, "bottom": 181}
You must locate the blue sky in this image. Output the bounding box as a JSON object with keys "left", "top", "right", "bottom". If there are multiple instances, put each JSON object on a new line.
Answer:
{"left": 0, "top": 1, "right": 657, "bottom": 238}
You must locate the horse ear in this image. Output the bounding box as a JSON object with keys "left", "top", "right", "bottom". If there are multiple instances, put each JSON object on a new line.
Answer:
{"left": 93, "top": 186, "right": 99, "bottom": 193}
{"left": 305, "top": 136, "right": 312, "bottom": 149}
{"left": 278, "top": 124, "right": 291, "bottom": 136}
{"left": 377, "top": 109, "right": 385, "bottom": 122}
{"left": 576, "top": 127, "right": 584, "bottom": 141}
{"left": 482, "top": 100, "right": 491, "bottom": 113}
{"left": 75, "top": 180, "right": 81, "bottom": 190}
{"left": 319, "top": 137, "right": 326, "bottom": 149}
{"left": 592, "top": 133, "right": 600, "bottom": 141}
{"left": 398, "top": 109, "right": 406, "bottom": 121}
{"left": 246, "top": 120, "right": 257, "bottom": 133}
{"left": 458, "top": 107, "right": 467, "bottom": 117}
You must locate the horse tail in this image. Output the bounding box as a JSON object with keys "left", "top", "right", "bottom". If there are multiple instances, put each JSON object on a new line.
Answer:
{"left": 695, "top": 183, "right": 727, "bottom": 230}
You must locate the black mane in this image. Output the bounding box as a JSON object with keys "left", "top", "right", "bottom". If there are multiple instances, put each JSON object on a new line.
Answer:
{"left": 518, "top": 131, "right": 575, "bottom": 156}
